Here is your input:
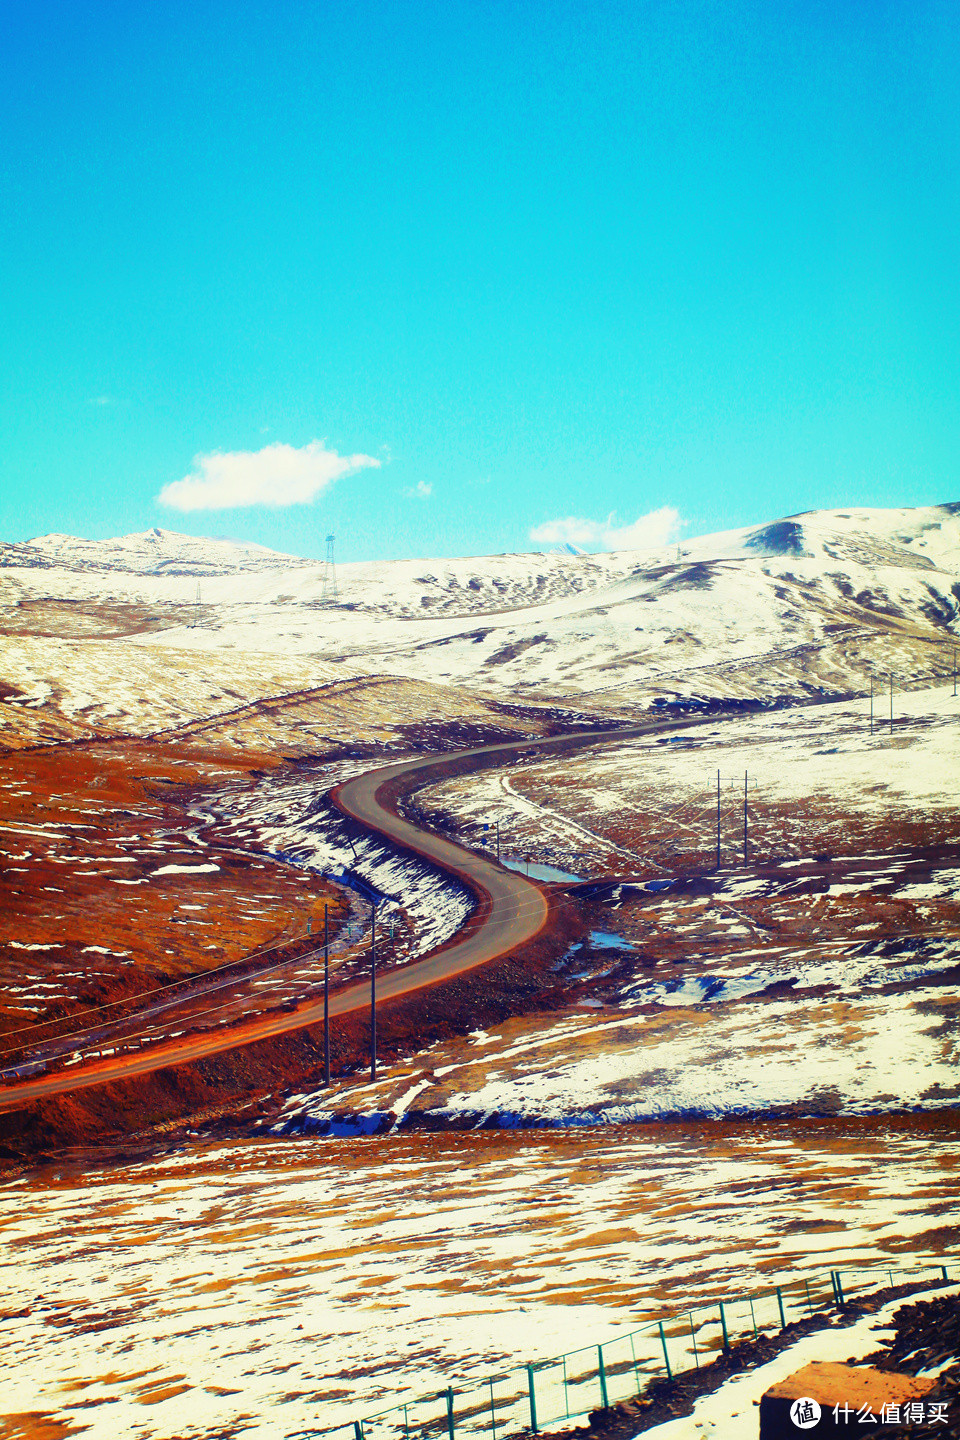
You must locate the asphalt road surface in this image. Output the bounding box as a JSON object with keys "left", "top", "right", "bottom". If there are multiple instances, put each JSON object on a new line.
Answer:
{"left": 0, "top": 717, "right": 695, "bottom": 1110}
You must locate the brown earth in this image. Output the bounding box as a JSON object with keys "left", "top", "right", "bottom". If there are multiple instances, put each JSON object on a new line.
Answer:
{"left": 0, "top": 704, "right": 696, "bottom": 1157}
{"left": 0, "top": 740, "right": 348, "bottom": 1041}
{"left": 0, "top": 596, "right": 194, "bottom": 640}
{"left": 0, "top": 737, "right": 348, "bottom": 1157}
{"left": 4, "top": 722, "right": 959, "bottom": 1161}
{"left": 0, "top": 882, "right": 586, "bottom": 1163}
{"left": 0, "top": 718, "right": 599, "bottom": 1163}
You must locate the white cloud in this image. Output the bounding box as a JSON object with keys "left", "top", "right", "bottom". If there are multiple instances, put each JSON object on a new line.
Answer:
{"left": 530, "top": 506, "right": 681, "bottom": 552}
{"left": 157, "top": 440, "right": 380, "bottom": 512}
{"left": 404, "top": 480, "right": 433, "bottom": 499}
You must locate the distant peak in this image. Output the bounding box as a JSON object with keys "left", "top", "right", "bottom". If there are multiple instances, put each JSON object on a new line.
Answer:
{"left": 5, "top": 527, "right": 311, "bottom": 576}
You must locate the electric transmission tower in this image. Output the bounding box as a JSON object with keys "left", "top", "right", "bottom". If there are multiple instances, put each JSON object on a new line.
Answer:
{"left": 321, "top": 533, "right": 339, "bottom": 603}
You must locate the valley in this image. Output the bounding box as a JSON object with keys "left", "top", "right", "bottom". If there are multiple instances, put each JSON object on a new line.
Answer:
{"left": 0, "top": 503, "right": 958, "bottom": 1440}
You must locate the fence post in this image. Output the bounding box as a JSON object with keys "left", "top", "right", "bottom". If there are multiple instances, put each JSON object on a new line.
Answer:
{"left": 658, "top": 1321, "right": 672, "bottom": 1380}
{"left": 444, "top": 1387, "right": 455, "bottom": 1440}
{"left": 689, "top": 1312, "right": 699, "bottom": 1368}
{"left": 598, "top": 1346, "right": 609, "bottom": 1409}
{"left": 488, "top": 1379, "right": 497, "bottom": 1440}
{"left": 835, "top": 1272, "right": 846, "bottom": 1307}
{"left": 629, "top": 1332, "right": 642, "bottom": 1390}
{"left": 830, "top": 1271, "right": 838, "bottom": 1305}
{"left": 526, "top": 1365, "right": 538, "bottom": 1435}
{"left": 719, "top": 1301, "right": 729, "bottom": 1350}
{"left": 942, "top": 1266, "right": 950, "bottom": 1282}
{"left": 776, "top": 1287, "right": 786, "bottom": 1330}
{"left": 354, "top": 1424, "right": 363, "bottom": 1440}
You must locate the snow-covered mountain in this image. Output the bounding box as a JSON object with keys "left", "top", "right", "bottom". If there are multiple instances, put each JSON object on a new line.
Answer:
{"left": 0, "top": 527, "right": 312, "bottom": 577}
{"left": 3, "top": 504, "right": 959, "bottom": 707}
{"left": 8, "top": 502, "right": 960, "bottom": 601}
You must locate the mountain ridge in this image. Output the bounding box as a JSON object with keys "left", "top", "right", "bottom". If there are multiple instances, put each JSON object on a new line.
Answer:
{"left": 5, "top": 500, "right": 960, "bottom": 580}
{"left": 2, "top": 503, "right": 959, "bottom": 718}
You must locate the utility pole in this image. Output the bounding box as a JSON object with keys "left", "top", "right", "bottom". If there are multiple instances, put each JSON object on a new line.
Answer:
{"left": 890, "top": 672, "right": 893, "bottom": 735}
{"left": 496, "top": 820, "right": 500, "bottom": 863}
{"left": 321, "top": 533, "right": 339, "bottom": 604}
{"left": 869, "top": 675, "right": 874, "bottom": 736}
{"left": 743, "top": 771, "right": 748, "bottom": 865}
{"left": 716, "top": 770, "right": 721, "bottom": 870}
{"left": 370, "top": 902, "right": 377, "bottom": 1082}
{"left": 954, "top": 648, "right": 957, "bottom": 698}
{"left": 323, "top": 905, "right": 330, "bottom": 1087}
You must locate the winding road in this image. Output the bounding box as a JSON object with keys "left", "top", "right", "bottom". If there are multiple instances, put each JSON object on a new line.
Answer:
{"left": 0, "top": 717, "right": 698, "bottom": 1111}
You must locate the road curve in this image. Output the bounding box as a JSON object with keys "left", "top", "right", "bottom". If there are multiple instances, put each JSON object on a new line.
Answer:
{"left": 0, "top": 717, "right": 697, "bottom": 1111}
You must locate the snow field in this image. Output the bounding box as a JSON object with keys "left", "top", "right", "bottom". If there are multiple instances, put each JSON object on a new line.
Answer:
{"left": 422, "top": 684, "right": 960, "bottom": 879}
{"left": 0, "top": 632, "right": 352, "bottom": 739}
{"left": 0, "top": 1124, "right": 956, "bottom": 1440}
{"left": 3, "top": 508, "right": 960, "bottom": 1440}
{"left": 278, "top": 947, "right": 958, "bottom": 1132}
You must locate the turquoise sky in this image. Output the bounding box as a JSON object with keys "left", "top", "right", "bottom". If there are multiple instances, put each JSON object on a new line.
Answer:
{"left": 2, "top": 2, "right": 957, "bottom": 562}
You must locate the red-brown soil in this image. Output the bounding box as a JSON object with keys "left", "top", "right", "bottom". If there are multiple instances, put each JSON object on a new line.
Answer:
{"left": 0, "top": 883, "right": 586, "bottom": 1162}
{"left": 0, "top": 738, "right": 366, "bottom": 1154}
{"left": 0, "top": 740, "right": 348, "bottom": 1034}
{"left": 0, "top": 724, "right": 600, "bottom": 1161}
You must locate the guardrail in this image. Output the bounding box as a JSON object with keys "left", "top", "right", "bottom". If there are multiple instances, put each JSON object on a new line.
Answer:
{"left": 317, "top": 1259, "right": 955, "bottom": 1440}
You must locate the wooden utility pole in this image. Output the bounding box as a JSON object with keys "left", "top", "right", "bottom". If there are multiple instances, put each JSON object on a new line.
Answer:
{"left": 716, "top": 770, "right": 721, "bottom": 869}
{"left": 370, "top": 902, "right": 377, "bottom": 1082}
{"left": 743, "top": 771, "right": 748, "bottom": 864}
{"left": 323, "top": 905, "right": 330, "bottom": 1087}
{"left": 869, "top": 675, "right": 874, "bottom": 736}
{"left": 890, "top": 672, "right": 893, "bottom": 735}
{"left": 954, "top": 648, "right": 957, "bottom": 698}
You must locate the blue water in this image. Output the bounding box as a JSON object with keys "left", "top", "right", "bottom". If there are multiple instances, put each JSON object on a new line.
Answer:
{"left": 555, "top": 930, "right": 635, "bottom": 973}
{"left": 589, "top": 929, "right": 635, "bottom": 952}
{"left": 502, "top": 858, "right": 583, "bottom": 882}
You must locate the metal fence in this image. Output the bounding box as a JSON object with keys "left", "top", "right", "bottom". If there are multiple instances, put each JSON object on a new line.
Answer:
{"left": 317, "top": 1259, "right": 955, "bottom": 1440}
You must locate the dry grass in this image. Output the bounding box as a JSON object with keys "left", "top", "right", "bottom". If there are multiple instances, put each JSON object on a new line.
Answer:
{"left": 0, "top": 741, "right": 344, "bottom": 1044}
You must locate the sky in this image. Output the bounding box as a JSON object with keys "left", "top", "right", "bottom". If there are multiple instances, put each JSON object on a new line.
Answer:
{"left": 1, "top": 1, "right": 958, "bottom": 563}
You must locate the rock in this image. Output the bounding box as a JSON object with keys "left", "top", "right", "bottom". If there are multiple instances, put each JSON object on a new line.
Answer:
{"left": 759, "top": 1361, "right": 936, "bottom": 1436}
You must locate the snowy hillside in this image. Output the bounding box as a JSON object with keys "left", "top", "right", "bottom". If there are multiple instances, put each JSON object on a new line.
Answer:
{"left": 3, "top": 504, "right": 960, "bottom": 708}
{"left": 0, "top": 527, "right": 312, "bottom": 577}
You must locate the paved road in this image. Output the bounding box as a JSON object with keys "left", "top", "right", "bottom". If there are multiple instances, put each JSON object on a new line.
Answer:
{"left": 0, "top": 718, "right": 694, "bottom": 1111}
